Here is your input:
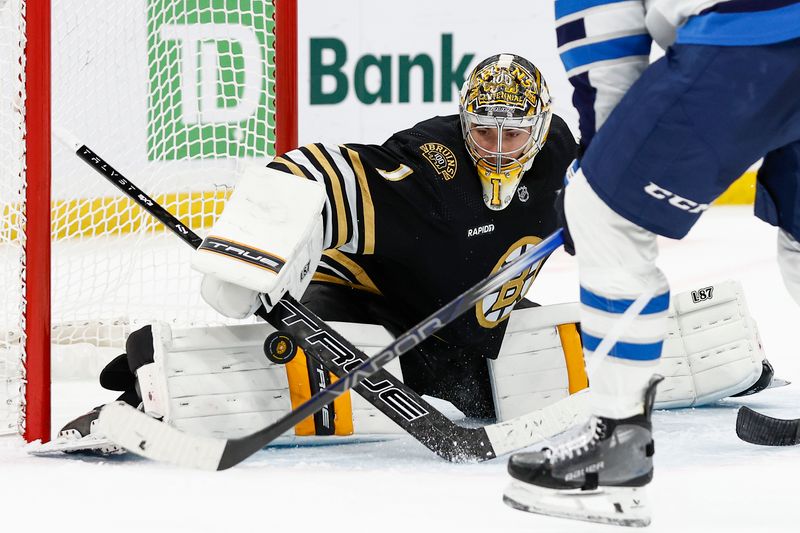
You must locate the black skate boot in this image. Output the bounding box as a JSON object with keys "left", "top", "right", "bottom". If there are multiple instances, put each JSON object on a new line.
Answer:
{"left": 503, "top": 375, "right": 663, "bottom": 527}
{"left": 31, "top": 328, "right": 159, "bottom": 456}
{"left": 53, "top": 387, "right": 141, "bottom": 455}
{"left": 37, "top": 354, "right": 142, "bottom": 456}
{"left": 731, "top": 359, "right": 776, "bottom": 397}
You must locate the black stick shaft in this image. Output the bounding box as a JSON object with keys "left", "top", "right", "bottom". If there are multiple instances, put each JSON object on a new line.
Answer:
{"left": 76, "top": 146, "right": 202, "bottom": 248}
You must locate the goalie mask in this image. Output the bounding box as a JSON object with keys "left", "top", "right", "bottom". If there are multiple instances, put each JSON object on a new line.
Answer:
{"left": 459, "top": 54, "right": 552, "bottom": 210}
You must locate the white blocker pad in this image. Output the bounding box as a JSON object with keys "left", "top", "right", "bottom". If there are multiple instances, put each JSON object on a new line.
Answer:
{"left": 136, "top": 321, "right": 403, "bottom": 439}
{"left": 489, "top": 279, "right": 766, "bottom": 418}
{"left": 191, "top": 165, "right": 326, "bottom": 307}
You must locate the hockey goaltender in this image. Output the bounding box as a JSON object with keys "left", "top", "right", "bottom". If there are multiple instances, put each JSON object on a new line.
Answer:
{"left": 55, "top": 54, "right": 777, "bottom": 468}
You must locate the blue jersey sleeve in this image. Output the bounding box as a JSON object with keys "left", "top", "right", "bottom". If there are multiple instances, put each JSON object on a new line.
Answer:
{"left": 555, "top": 0, "right": 651, "bottom": 153}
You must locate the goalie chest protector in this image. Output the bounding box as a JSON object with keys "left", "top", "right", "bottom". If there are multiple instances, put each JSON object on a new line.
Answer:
{"left": 268, "top": 113, "right": 576, "bottom": 348}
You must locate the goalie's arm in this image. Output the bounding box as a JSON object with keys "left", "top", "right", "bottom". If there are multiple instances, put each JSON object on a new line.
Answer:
{"left": 192, "top": 164, "right": 326, "bottom": 316}
{"left": 268, "top": 143, "right": 387, "bottom": 256}
{"left": 196, "top": 142, "right": 411, "bottom": 317}
{"left": 554, "top": 0, "right": 651, "bottom": 152}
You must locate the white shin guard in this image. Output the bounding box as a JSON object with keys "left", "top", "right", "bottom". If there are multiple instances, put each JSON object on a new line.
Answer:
{"left": 564, "top": 169, "right": 669, "bottom": 418}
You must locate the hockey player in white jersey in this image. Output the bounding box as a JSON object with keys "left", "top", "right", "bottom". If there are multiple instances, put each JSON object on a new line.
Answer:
{"left": 503, "top": 0, "right": 800, "bottom": 527}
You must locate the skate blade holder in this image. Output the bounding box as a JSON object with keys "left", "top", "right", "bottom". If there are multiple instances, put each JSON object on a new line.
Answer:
{"left": 503, "top": 480, "right": 651, "bottom": 527}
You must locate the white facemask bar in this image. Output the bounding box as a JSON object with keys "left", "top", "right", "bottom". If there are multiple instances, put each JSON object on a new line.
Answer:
{"left": 463, "top": 112, "right": 544, "bottom": 174}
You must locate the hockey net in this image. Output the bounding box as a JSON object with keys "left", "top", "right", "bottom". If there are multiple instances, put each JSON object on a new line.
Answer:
{"left": 0, "top": 0, "right": 297, "bottom": 441}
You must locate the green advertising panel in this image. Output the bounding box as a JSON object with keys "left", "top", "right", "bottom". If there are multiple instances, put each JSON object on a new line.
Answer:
{"left": 147, "top": 0, "right": 275, "bottom": 160}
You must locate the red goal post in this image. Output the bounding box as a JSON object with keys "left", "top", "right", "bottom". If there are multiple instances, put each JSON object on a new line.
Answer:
{"left": 3, "top": 0, "right": 297, "bottom": 443}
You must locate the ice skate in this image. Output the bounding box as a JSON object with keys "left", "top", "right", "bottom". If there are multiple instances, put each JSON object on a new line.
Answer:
{"left": 503, "top": 375, "right": 662, "bottom": 527}
{"left": 30, "top": 356, "right": 143, "bottom": 456}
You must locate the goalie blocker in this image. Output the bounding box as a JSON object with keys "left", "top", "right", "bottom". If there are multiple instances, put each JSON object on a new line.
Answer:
{"left": 52, "top": 279, "right": 774, "bottom": 449}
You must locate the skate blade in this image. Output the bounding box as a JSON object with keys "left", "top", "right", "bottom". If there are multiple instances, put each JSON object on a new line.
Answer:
{"left": 27, "top": 433, "right": 125, "bottom": 456}
{"left": 503, "top": 480, "right": 651, "bottom": 527}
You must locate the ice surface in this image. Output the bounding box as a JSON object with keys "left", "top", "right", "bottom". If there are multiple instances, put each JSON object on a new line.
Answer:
{"left": 2, "top": 206, "right": 799, "bottom": 533}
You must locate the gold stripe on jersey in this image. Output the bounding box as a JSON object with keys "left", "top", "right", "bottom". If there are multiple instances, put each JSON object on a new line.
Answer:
{"left": 376, "top": 164, "right": 414, "bottom": 182}
{"left": 325, "top": 249, "right": 382, "bottom": 294}
{"left": 272, "top": 156, "right": 309, "bottom": 179}
{"left": 311, "top": 273, "right": 382, "bottom": 295}
{"left": 307, "top": 144, "right": 349, "bottom": 249}
{"left": 313, "top": 249, "right": 382, "bottom": 295}
{"left": 342, "top": 147, "right": 376, "bottom": 254}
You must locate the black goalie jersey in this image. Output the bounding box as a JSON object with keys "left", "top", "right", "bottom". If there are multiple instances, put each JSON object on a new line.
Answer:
{"left": 267, "top": 114, "right": 576, "bottom": 353}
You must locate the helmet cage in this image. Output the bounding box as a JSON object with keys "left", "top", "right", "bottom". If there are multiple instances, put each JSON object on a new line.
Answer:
{"left": 461, "top": 111, "right": 550, "bottom": 175}
{"left": 458, "top": 54, "right": 553, "bottom": 210}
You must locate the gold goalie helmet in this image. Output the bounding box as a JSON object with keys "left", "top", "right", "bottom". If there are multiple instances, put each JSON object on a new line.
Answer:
{"left": 459, "top": 54, "right": 552, "bottom": 210}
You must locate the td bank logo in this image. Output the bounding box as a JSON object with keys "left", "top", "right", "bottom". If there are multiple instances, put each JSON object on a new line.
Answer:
{"left": 147, "top": 0, "right": 274, "bottom": 160}
{"left": 311, "top": 34, "right": 475, "bottom": 105}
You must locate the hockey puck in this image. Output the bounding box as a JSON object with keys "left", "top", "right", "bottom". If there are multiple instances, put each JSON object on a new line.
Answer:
{"left": 263, "top": 331, "right": 298, "bottom": 364}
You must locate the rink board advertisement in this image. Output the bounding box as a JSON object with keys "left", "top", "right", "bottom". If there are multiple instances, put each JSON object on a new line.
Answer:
{"left": 48, "top": 0, "right": 577, "bottom": 204}
{"left": 296, "top": 0, "right": 579, "bottom": 145}
{"left": 46, "top": 0, "right": 752, "bottom": 213}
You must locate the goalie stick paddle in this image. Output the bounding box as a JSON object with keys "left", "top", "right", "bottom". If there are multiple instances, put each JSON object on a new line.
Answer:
{"left": 736, "top": 406, "right": 800, "bottom": 446}
{"left": 70, "top": 142, "right": 575, "bottom": 469}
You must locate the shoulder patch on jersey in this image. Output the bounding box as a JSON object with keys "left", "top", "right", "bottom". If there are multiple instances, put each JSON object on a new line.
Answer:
{"left": 419, "top": 143, "right": 457, "bottom": 181}
{"left": 376, "top": 164, "right": 414, "bottom": 182}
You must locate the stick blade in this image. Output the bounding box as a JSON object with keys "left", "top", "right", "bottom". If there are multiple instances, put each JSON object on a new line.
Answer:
{"left": 97, "top": 402, "right": 228, "bottom": 470}
{"left": 736, "top": 406, "right": 800, "bottom": 446}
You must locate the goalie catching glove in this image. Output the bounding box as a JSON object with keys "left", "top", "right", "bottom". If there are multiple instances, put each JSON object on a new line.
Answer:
{"left": 194, "top": 165, "right": 326, "bottom": 317}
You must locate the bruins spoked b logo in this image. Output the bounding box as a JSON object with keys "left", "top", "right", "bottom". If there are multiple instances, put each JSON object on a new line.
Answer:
{"left": 477, "top": 236, "right": 544, "bottom": 328}
{"left": 420, "top": 143, "right": 457, "bottom": 181}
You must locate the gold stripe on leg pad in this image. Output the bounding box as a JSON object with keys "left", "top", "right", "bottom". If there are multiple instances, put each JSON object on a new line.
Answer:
{"left": 285, "top": 348, "right": 354, "bottom": 436}
{"left": 558, "top": 324, "right": 589, "bottom": 394}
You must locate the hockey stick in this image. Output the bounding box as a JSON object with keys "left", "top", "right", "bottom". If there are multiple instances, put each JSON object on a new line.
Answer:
{"left": 65, "top": 139, "right": 579, "bottom": 468}
{"left": 736, "top": 406, "right": 800, "bottom": 446}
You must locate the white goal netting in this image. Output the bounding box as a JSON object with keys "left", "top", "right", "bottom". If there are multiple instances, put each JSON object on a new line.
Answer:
{"left": 1, "top": 0, "right": 280, "bottom": 436}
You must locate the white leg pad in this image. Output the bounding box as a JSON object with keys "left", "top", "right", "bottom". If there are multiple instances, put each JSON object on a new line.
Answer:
{"left": 488, "top": 279, "right": 768, "bottom": 418}
{"left": 489, "top": 304, "right": 585, "bottom": 422}
{"left": 137, "top": 321, "right": 404, "bottom": 439}
{"left": 657, "top": 279, "right": 765, "bottom": 408}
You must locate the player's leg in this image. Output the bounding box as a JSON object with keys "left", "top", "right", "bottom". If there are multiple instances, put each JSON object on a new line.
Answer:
{"left": 754, "top": 141, "right": 800, "bottom": 305}
{"left": 400, "top": 300, "right": 545, "bottom": 419}
{"left": 505, "top": 38, "right": 800, "bottom": 526}
{"left": 503, "top": 169, "right": 668, "bottom": 526}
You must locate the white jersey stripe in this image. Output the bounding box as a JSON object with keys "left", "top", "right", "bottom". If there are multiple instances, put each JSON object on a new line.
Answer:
{"left": 282, "top": 149, "right": 334, "bottom": 250}
{"left": 322, "top": 145, "right": 361, "bottom": 254}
